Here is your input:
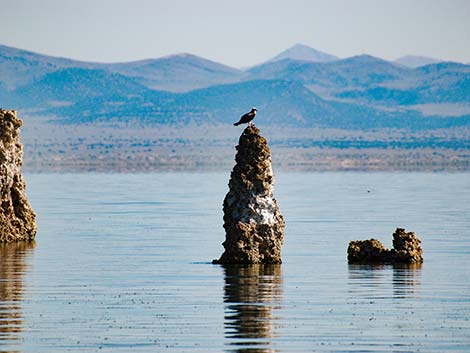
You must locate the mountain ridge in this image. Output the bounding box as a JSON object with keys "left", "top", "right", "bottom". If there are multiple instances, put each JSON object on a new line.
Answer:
{"left": 1, "top": 43, "right": 470, "bottom": 131}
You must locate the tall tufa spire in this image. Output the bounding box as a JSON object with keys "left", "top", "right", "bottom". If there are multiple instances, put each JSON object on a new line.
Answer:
{"left": 0, "top": 110, "right": 37, "bottom": 242}
{"left": 214, "top": 124, "right": 285, "bottom": 264}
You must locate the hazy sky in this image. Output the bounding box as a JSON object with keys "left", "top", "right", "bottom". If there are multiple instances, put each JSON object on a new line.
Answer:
{"left": 1, "top": 0, "right": 469, "bottom": 67}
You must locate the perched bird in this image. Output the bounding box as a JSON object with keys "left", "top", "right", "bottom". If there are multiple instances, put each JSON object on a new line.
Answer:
{"left": 233, "top": 108, "right": 257, "bottom": 126}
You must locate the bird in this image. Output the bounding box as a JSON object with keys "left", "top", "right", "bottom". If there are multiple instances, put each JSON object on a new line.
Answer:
{"left": 233, "top": 108, "right": 257, "bottom": 126}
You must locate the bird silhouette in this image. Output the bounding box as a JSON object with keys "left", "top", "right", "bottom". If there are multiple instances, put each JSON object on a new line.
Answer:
{"left": 233, "top": 108, "right": 257, "bottom": 126}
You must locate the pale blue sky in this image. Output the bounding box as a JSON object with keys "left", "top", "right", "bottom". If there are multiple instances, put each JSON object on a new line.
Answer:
{"left": 1, "top": 0, "right": 469, "bottom": 67}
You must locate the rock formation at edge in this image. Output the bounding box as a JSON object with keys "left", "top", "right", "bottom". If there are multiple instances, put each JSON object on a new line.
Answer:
{"left": 0, "top": 109, "right": 37, "bottom": 242}
{"left": 213, "top": 124, "right": 285, "bottom": 264}
{"left": 348, "top": 228, "right": 423, "bottom": 263}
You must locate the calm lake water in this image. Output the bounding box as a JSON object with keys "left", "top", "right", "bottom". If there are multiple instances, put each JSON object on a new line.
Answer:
{"left": 1, "top": 172, "right": 470, "bottom": 352}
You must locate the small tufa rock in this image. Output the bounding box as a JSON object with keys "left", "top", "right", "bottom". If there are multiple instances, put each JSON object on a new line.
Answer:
{"left": 392, "top": 228, "right": 423, "bottom": 263}
{"left": 213, "top": 125, "right": 285, "bottom": 264}
{"left": 347, "top": 228, "right": 423, "bottom": 264}
{"left": 0, "top": 110, "right": 37, "bottom": 242}
{"left": 347, "top": 238, "right": 393, "bottom": 263}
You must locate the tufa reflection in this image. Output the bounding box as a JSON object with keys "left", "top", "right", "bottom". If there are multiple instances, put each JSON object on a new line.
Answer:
{"left": 222, "top": 264, "right": 283, "bottom": 353}
{"left": 0, "top": 241, "right": 35, "bottom": 350}
{"left": 348, "top": 263, "right": 422, "bottom": 299}
{"left": 392, "top": 263, "right": 422, "bottom": 298}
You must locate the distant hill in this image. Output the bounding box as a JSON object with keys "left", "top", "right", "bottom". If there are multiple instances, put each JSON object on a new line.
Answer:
{"left": 266, "top": 43, "right": 338, "bottom": 63}
{"left": 395, "top": 55, "right": 442, "bottom": 68}
{"left": 416, "top": 62, "right": 470, "bottom": 103}
{"left": 249, "top": 55, "right": 415, "bottom": 89}
{"left": 7, "top": 68, "right": 151, "bottom": 108}
{"left": 0, "top": 44, "right": 243, "bottom": 92}
{"left": 337, "top": 62, "right": 470, "bottom": 105}
{"left": 107, "top": 53, "right": 244, "bottom": 92}
{"left": 0, "top": 44, "right": 104, "bottom": 88}
{"left": 321, "top": 55, "right": 414, "bottom": 87}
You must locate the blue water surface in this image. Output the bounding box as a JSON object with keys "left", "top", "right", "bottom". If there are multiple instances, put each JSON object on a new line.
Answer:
{"left": 1, "top": 172, "right": 469, "bottom": 352}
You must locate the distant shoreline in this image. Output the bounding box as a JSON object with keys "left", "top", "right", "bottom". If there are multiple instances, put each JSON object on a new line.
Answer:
{"left": 19, "top": 120, "right": 470, "bottom": 173}
{"left": 23, "top": 148, "right": 470, "bottom": 173}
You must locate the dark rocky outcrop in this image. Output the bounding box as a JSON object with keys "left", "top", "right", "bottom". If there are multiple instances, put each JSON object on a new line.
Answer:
{"left": 0, "top": 110, "right": 36, "bottom": 242}
{"left": 213, "top": 125, "right": 285, "bottom": 264}
{"left": 348, "top": 228, "right": 423, "bottom": 263}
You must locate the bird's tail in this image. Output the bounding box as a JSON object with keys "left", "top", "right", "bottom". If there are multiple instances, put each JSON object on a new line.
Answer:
{"left": 233, "top": 122, "right": 241, "bottom": 126}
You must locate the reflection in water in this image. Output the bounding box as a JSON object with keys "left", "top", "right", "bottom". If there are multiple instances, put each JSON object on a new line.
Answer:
{"left": 222, "top": 265, "right": 283, "bottom": 353}
{"left": 0, "top": 242, "right": 35, "bottom": 352}
{"left": 348, "top": 263, "right": 422, "bottom": 298}
{"left": 392, "top": 263, "right": 422, "bottom": 298}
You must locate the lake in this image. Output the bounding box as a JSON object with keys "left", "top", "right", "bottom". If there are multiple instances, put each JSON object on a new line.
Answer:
{"left": 1, "top": 172, "right": 469, "bottom": 352}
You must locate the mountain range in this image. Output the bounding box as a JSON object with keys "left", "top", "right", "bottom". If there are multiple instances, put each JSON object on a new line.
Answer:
{"left": 1, "top": 43, "right": 469, "bottom": 130}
